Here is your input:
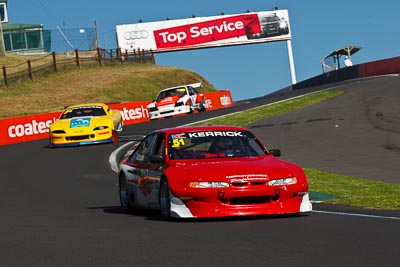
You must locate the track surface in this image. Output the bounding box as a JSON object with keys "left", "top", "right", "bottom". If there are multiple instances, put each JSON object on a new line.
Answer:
{"left": 0, "top": 75, "right": 399, "bottom": 266}
{"left": 248, "top": 75, "right": 400, "bottom": 184}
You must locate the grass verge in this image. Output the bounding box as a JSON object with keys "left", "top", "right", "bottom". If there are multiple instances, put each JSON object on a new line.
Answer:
{"left": 306, "top": 168, "right": 400, "bottom": 210}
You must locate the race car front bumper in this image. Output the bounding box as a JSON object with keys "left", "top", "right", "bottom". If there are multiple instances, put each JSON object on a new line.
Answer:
{"left": 149, "top": 105, "right": 191, "bottom": 120}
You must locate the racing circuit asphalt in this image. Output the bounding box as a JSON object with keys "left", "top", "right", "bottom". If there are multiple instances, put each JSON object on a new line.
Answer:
{"left": 0, "top": 75, "right": 399, "bottom": 266}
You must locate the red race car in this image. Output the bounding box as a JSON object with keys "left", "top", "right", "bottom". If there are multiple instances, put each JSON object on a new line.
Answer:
{"left": 117, "top": 125, "right": 312, "bottom": 219}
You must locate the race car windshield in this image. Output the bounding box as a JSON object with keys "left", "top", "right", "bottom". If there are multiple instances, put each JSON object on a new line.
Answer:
{"left": 60, "top": 106, "right": 107, "bottom": 119}
{"left": 168, "top": 130, "right": 267, "bottom": 159}
{"left": 157, "top": 87, "right": 186, "bottom": 100}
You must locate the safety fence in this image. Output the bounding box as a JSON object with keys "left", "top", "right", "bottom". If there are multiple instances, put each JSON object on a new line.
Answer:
{"left": 0, "top": 48, "right": 155, "bottom": 87}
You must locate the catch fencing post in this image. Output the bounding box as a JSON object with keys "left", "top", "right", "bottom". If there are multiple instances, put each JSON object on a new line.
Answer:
{"left": 97, "top": 47, "right": 102, "bottom": 66}
{"left": 27, "top": 60, "right": 33, "bottom": 80}
{"left": 138, "top": 49, "right": 142, "bottom": 64}
{"left": 150, "top": 50, "right": 155, "bottom": 64}
{"left": 117, "top": 48, "right": 123, "bottom": 64}
{"left": 2, "top": 66, "right": 7, "bottom": 86}
{"left": 75, "top": 49, "right": 80, "bottom": 68}
{"left": 52, "top": 52, "right": 57, "bottom": 73}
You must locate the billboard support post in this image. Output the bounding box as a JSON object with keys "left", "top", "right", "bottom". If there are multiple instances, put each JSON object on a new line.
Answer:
{"left": 286, "top": 40, "right": 296, "bottom": 84}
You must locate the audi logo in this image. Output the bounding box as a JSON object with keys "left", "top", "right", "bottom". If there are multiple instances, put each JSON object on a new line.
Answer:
{"left": 124, "top": 30, "right": 149, "bottom": 40}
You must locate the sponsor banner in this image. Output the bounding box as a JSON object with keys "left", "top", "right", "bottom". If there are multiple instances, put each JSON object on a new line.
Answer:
{"left": 109, "top": 101, "right": 151, "bottom": 124}
{"left": 0, "top": 112, "right": 60, "bottom": 145}
{"left": 116, "top": 9, "right": 291, "bottom": 52}
{"left": 0, "top": 91, "right": 233, "bottom": 146}
{"left": 202, "top": 90, "right": 233, "bottom": 110}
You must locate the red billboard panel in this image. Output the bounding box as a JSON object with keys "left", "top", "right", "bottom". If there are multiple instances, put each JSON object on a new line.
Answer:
{"left": 116, "top": 10, "right": 291, "bottom": 52}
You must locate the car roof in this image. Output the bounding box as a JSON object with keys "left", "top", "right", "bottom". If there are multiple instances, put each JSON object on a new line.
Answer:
{"left": 152, "top": 125, "right": 249, "bottom": 135}
{"left": 158, "top": 86, "right": 187, "bottom": 93}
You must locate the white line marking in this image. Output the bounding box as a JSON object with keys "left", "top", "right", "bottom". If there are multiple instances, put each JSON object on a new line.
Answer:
{"left": 312, "top": 210, "right": 400, "bottom": 220}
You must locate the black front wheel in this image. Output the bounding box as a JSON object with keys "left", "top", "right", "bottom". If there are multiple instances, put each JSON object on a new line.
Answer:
{"left": 159, "top": 178, "right": 171, "bottom": 219}
{"left": 187, "top": 101, "right": 194, "bottom": 114}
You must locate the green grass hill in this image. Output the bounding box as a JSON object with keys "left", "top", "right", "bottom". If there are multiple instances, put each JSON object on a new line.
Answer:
{"left": 0, "top": 54, "right": 216, "bottom": 118}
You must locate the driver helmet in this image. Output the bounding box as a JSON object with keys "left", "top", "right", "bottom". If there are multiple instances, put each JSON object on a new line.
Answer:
{"left": 216, "top": 138, "right": 234, "bottom": 155}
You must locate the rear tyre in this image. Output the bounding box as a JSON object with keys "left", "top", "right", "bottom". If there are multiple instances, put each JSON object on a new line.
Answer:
{"left": 159, "top": 178, "right": 171, "bottom": 219}
{"left": 119, "top": 175, "right": 133, "bottom": 212}
{"left": 198, "top": 101, "right": 207, "bottom": 112}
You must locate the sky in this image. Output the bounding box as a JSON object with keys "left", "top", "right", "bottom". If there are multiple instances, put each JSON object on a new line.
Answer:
{"left": 7, "top": 0, "right": 400, "bottom": 101}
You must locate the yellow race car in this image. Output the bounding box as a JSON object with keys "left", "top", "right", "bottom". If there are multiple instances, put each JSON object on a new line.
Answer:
{"left": 49, "top": 103, "right": 123, "bottom": 147}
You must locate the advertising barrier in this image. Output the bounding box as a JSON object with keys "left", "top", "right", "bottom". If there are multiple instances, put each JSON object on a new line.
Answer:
{"left": 0, "top": 91, "right": 233, "bottom": 146}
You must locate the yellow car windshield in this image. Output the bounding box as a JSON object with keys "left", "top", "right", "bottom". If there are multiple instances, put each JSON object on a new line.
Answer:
{"left": 61, "top": 106, "right": 106, "bottom": 119}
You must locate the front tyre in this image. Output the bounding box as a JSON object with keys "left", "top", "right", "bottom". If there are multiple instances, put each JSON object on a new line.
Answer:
{"left": 187, "top": 100, "right": 194, "bottom": 114}
{"left": 116, "top": 121, "right": 123, "bottom": 132}
{"left": 159, "top": 178, "right": 171, "bottom": 219}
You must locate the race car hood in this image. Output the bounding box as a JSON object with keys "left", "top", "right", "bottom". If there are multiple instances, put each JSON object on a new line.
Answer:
{"left": 155, "top": 96, "right": 181, "bottom": 107}
{"left": 167, "top": 156, "right": 300, "bottom": 182}
{"left": 51, "top": 116, "right": 111, "bottom": 130}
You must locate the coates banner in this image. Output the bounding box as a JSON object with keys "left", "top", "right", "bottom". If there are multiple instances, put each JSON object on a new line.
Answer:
{"left": 0, "top": 91, "right": 233, "bottom": 146}
{"left": 116, "top": 9, "right": 291, "bottom": 52}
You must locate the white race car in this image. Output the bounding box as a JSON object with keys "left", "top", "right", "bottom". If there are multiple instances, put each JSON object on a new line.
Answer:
{"left": 147, "top": 82, "right": 207, "bottom": 120}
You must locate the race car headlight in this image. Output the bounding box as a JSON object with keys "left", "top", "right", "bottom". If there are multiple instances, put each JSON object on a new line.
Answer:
{"left": 175, "top": 102, "right": 184, "bottom": 107}
{"left": 189, "top": 182, "right": 229, "bottom": 188}
{"left": 268, "top": 177, "right": 297, "bottom": 186}
{"left": 93, "top": 126, "right": 109, "bottom": 131}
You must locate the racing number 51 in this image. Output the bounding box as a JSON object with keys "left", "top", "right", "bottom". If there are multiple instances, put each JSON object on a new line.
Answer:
{"left": 172, "top": 138, "right": 185, "bottom": 148}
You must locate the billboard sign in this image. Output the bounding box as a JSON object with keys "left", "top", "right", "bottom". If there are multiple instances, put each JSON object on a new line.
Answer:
{"left": 116, "top": 9, "right": 291, "bottom": 52}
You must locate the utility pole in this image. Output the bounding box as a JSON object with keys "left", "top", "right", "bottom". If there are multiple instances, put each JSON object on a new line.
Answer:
{"left": 94, "top": 20, "right": 99, "bottom": 49}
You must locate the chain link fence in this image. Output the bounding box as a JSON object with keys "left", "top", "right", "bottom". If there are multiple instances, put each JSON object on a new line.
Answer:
{"left": 49, "top": 27, "right": 99, "bottom": 53}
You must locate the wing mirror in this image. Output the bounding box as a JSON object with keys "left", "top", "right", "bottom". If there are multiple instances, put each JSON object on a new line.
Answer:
{"left": 269, "top": 149, "right": 281, "bottom": 157}
{"left": 150, "top": 154, "right": 164, "bottom": 163}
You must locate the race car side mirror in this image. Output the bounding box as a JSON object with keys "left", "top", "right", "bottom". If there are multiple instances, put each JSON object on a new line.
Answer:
{"left": 150, "top": 154, "right": 164, "bottom": 163}
{"left": 269, "top": 149, "right": 281, "bottom": 157}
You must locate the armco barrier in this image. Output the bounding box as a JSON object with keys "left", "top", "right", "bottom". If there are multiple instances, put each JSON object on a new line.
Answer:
{"left": 268, "top": 56, "right": 400, "bottom": 96}
{"left": 358, "top": 56, "right": 400, "bottom": 78}
{"left": 0, "top": 91, "right": 233, "bottom": 146}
